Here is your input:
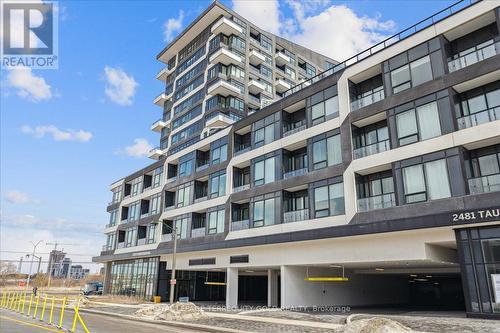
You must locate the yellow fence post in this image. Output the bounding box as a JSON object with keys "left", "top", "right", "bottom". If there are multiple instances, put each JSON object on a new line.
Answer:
{"left": 21, "top": 291, "right": 26, "bottom": 314}
{"left": 27, "top": 293, "right": 34, "bottom": 317}
{"left": 10, "top": 292, "right": 17, "bottom": 310}
{"left": 49, "top": 296, "right": 55, "bottom": 325}
{"left": 40, "top": 294, "right": 48, "bottom": 321}
{"left": 33, "top": 294, "right": 40, "bottom": 318}
{"left": 77, "top": 311, "right": 91, "bottom": 333}
{"left": 0, "top": 292, "right": 5, "bottom": 307}
{"left": 71, "top": 296, "right": 81, "bottom": 332}
{"left": 58, "top": 296, "right": 67, "bottom": 328}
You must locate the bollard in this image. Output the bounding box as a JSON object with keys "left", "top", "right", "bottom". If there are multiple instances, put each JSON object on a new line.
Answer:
{"left": 40, "top": 295, "right": 48, "bottom": 321}
{"left": 49, "top": 296, "right": 55, "bottom": 325}
{"left": 59, "top": 297, "right": 67, "bottom": 328}
{"left": 33, "top": 295, "right": 40, "bottom": 318}
{"left": 27, "top": 294, "right": 34, "bottom": 317}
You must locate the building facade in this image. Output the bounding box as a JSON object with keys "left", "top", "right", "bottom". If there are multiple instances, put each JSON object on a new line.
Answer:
{"left": 94, "top": 1, "right": 500, "bottom": 319}
{"left": 69, "top": 265, "right": 90, "bottom": 280}
{"left": 47, "top": 250, "right": 66, "bottom": 277}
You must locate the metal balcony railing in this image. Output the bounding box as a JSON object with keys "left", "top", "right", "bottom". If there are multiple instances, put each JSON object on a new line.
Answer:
{"left": 448, "top": 40, "right": 500, "bottom": 72}
{"left": 231, "top": 220, "right": 249, "bottom": 231}
{"left": 161, "top": 234, "right": 172, "bottom": 242}
{"left": 191, "top": 228, "right": 206, "bottom": 238}
{"left": 283, "top": 209, "right": 309, "bottom": 223}
{"left": 233, "top": 184, "right": 250, "bottom": 193}
{"left": 234, "top": 145, "right": 251, "bottom": 156}
{"left": 283, "top": 168, "right": 308, "bottom": 179}
{"left": 283, "top": 0, "right": 476, "bottom": 97}
{"left": 283, "top": 124, "right": 307, "bottom": 137}
{"left": 457, "top": 107, "right": 500, "bottom": 130}
{"left": 357, "top": 193, "right": 396, "bottom": 212}
{"left": 468, "top": 174, "right": 500, "bottom": 194}
{"left": 351, "top": 88, "right": 385, "bottom": 111}
{"left": 353, "top": 139, "right": 391, "bottom": 159}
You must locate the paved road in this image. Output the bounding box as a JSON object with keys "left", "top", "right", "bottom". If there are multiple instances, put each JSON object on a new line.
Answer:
{"left": 0, "top": 309, "right": 204, "bottom": 333}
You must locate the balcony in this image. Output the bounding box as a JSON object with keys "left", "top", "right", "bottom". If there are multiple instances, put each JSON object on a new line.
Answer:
{"left": 209, "top": 48, "right": 242, "bottom": 66}
{"left": 207, "top": 80, "right": 242, "bottom": 97}
{"left": 275, "top": 78, "right": 292, "bottom": 93}
{"left": 137, "top": 238, "right": 147, "bottom": 246}
{"left": 151, "top": 119, "right": 168, "bottom": 132}
{"left": 194, "top": 196, "right": 207, "bottom": 204}
{"left": 191, "top": 227, "right": 206, "bottom": 238}
{"left": 468, "top": 174, "right": 500, "bottom": 194}
{"left": 283, "top": 168, "right": 308, "bottom": 179}
{"left": 351, "top": 88, "right": 385, "bottom": 111}
{"left": 249, "top": 49, "right": 265, "bottom": 65}
{"left": 275, "top": 51, "right": 291, "bottom": 66}
{"left": 247, "top": 94, "right": 261, "bottom": 108}
{"left": 206, "top": 112, "right": 239, "bottom": 128}
{"left": 211, "top": 17, "right": 243, "bottom": 36}
{"left": 457, "top": 107, "right": 500, "bottom": 130}
{"left": 353, "top": 139, "right": 390, "bottom": 159}
{"left": 154, "top": 92, "right": 171, "bottom": 107}
{"left": 248, "top": 79, "right": 266, "bottom": 94}
{"left": 357, "top": 193, "right": 396, "bottom": 212}
{"left": 283, "top": 209, "right": 309, "bottom": 223}
{"left": 448, "top": 40, "right": 499, "bottom": 73}
{"left": 233, "top": 184, "right": 250, "bottom": 193}
{"left": 283, "top": 123, "right": 306, "bottom": 137}
{"left": 231, "top": 219, "right": 249, "bottom": 231}
{"left": 117, "top": 242, "right": 125, "bottom": 249}
{"left": 148, "top": 147, "right": 163, "bottom": 160}
{"left": 156, "top": 66, "right": 174, "bottom": 81}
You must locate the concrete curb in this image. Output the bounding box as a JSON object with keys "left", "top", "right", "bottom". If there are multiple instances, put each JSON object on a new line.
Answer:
{"left": 79, "top": 308, "right": 252, "bottom": 333}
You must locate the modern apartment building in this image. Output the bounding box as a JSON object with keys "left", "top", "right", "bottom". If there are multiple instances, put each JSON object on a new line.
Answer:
{"left": 94, "top": 0, "right": 500, "bottom": 319}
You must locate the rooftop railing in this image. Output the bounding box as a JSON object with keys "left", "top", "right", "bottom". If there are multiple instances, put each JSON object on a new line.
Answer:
{"left": 283, "top": 0, "right": 476, "bottom": 98}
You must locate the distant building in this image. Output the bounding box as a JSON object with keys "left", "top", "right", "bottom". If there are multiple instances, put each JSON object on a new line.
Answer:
{"left": 58, "top": 258, "right": 72, "bottom": 278}
{"left": 47, "top": 250, "right": 66, "bottom": 277}
{"left": 69, "top": 265, "right": 90, "bottom": 280}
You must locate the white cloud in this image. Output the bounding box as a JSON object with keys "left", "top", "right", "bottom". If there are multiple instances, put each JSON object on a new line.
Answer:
{"left": 5, "top": 67, "right": 52, "bottom": 102}
{"left": 21, "top": 125, "right": 93, "bottom": 142}
{"left": 232, "top": 0, "right": 281, "bottom": 35}
{"left": 232, "top": 0, "right": 395, "bottom": 61}
{"left": 116, "top": 138, "right": 153, "bottom": 158}
{"left": 4, "top": 191, "right": 40, "bottom": 205}
{"left": 103, "top": 66, "right": 138, "bottom": 106}
{"left": 164, "top": 10, "right": 184, "bottom": 42}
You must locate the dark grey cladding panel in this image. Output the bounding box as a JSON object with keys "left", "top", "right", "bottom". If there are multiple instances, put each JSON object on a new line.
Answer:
{"left": 123, "top": 159, "right": 164, "bottom": 183}
{"left": 230, "top": 163, "right": 345, "bottom": 202}
{"left": 162, "top": 160, "right": 230, "bottom": 191}
{"left": 349, "top": 53, "right": 500, "bottom": 124}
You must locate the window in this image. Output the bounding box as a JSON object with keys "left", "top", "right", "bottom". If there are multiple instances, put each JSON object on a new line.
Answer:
{"left": 111, "top": 187, "right": 122, "bottom": 204}
{"left": 402, "top": 159, "right": 451, "bottom": 203}
{"left": 146, "top": 224, "right": 156, "bottom": 244}
{"left": 125, "top": 227, "right": 137, "bottom": 247}
{"left": 150, "top": 194, "right": 161, "bottom": 215}
{"left": 253, "top": 198, "right": 275, "bottom": 227}
{"left": 105, "top": 234, "right": 116, "bottom": 250}
{"left": 254, "top": 124, "right": 274, "bottom": 147}
{"left": 391, "top": 55, "right": 432, "bottom": 93}
{"left": 254, "top": 157, "right": 275, "bottom": 186}
{"left": 312, "top": 134, "right": 342, "bottom": 170}
{"left": 210, "top": 172, "right": 226, "bottom": 198}
{"left": 109, "top": 209, "right": 118, "bottom": 227}
{"left": 314, "top": 183, "right": 345, "bottom": 218}
{"left": 208, "top": 209, "right": 225, "bottom": 234}
{"left": 396, "top": 102, "right": 441, "bottom": 146}
{"left": 152, "top": 167, "right": 163, "bottom": 188}
{"left": 128, "top": 201, "right": 141, "bottom": 222}
{"left": 211, "top": 144, "right": 227, "bottom": 165}
{"left": 176, "top": 183, "right": 192, "bottom": 208}
{"left": 130, "top": 177, "right": 142, "bottom": 196}
{"left": 311, "top": 96, "right": 339, "bottom": 125}
{"left": 174, "top": 217, "right": 188, "bottom": 239}
{"left": 179, "top": 159, "right": 194, "bottom": 177}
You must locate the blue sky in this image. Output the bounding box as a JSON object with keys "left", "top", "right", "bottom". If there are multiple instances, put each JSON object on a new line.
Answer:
{"left": 0, "top": 0, "right": 456, "bottom": 272}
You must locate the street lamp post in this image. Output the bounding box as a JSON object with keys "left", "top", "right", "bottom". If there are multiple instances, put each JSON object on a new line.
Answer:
{"left": 26, "top": 240, "right": 43, "bottom": 290}
{"left": 153, "top": 221, "right": 177, "bottom": 304}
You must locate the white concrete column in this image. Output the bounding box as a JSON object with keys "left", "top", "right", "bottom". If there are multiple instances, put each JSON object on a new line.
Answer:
{"left": 267, "top": 269, "right": 278, "bottom": 307}
{"left": 226, "top": 267, "right": 238, "bottom": 309}
{"left": 280, "top": 265, "right": 288, "bottom": 308}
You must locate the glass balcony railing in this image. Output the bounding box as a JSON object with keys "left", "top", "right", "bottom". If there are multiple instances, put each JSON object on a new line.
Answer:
{"left": 233, "top": 184, "right": 250, "bottom": 193}
{"left": 351, "top": 88, "right": 385, "bottom": 111}
{"left": 194, "top": 196, "right": 207, "bottom": 203}
{"left": 137, "top": 238, "right": 147, "bottom": 246}
{"left": 166, "top": 176, "right": 177, "bottom": 183}
{"left": 283, "top": 123, "right": 307, "bottom": 137}
{"left": 283, "top": 209, "right": 309, "bottom": 223}
{"left": 448, "top": 40, "right": 499, "bottom": 73}
{"left": 231, "top": 220, "right": 249, "bottom": 231}
{"left": 357, "top": 193, "right": 396, "bottom": 212}
{"left": 191, "top": 228, "right": 206, "bottom": 238}
{"left": 283, "top": 168, "right": 308, "bottom": 179}
{"left": 234, "top": 145, "right": 251, "bottom": 156}
{"left": 117, "top": 242, "right": 125, "bottom": 249}
{"left": 468, "top": 174, "right": 500, "bottom": 194}
{"left": 161, "top": 234, "right": 172, "bottom": 242}
{"left": 353, "top": 139, "right": 390, "bottom": 159}
{"left": 457, "top": 107, "right": 500, "bottom": 130}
